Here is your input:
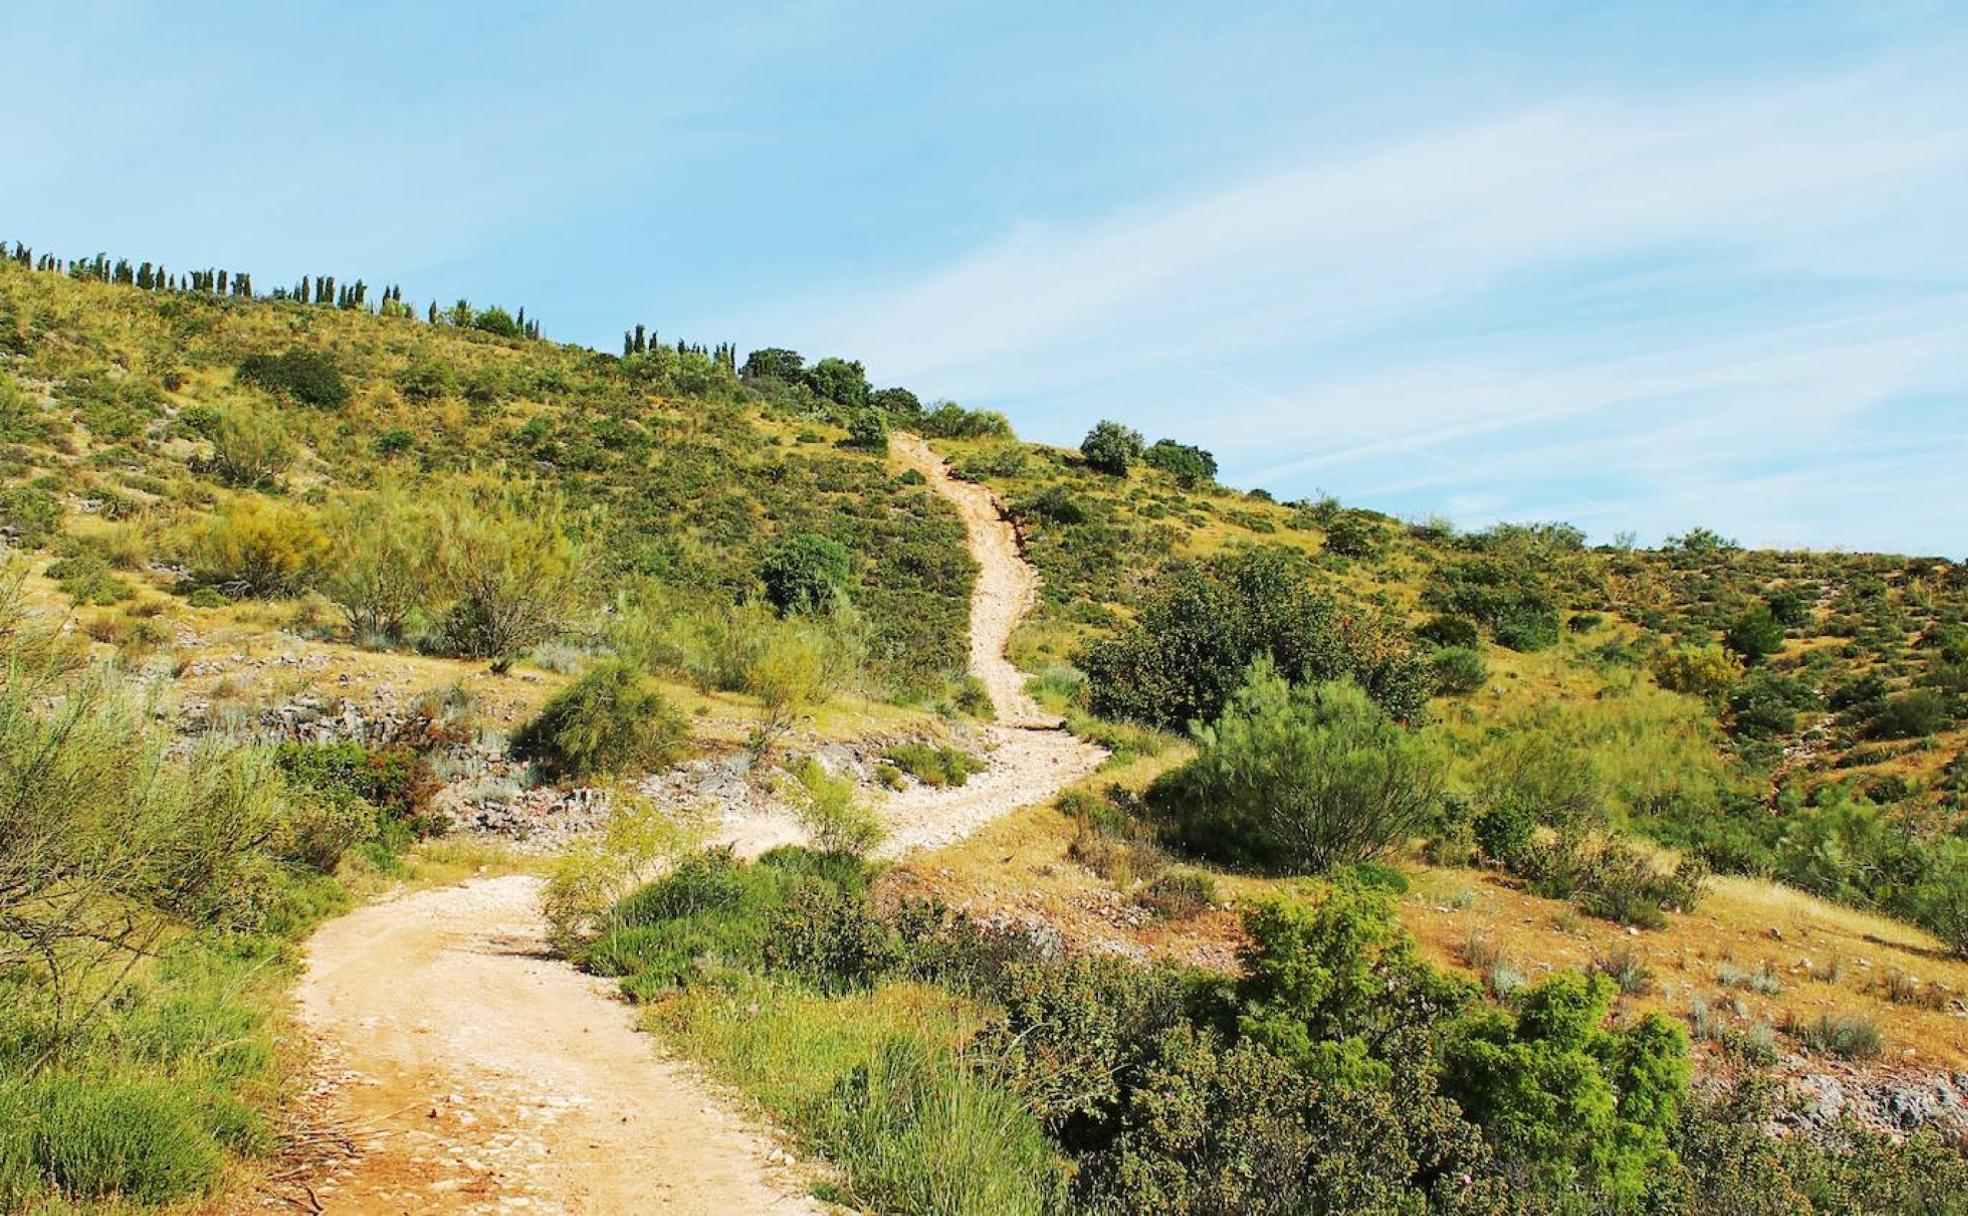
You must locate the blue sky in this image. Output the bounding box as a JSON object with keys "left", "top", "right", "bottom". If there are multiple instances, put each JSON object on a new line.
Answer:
{"left": 7, "top": 2, "right": 1967, "bottom": 554}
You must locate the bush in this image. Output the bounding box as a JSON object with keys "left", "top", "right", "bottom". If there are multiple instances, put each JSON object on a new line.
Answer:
{"left": 918, "top": 402, "right": 1013, "bottom": 440}
{"left": 844, "top": 410, "right": 889, "bottom": 450}
{"left": 1651, "top": 643, "right": 1740, "bottom": 699}
{"left": 763, "top": 880, "right": 898, "bottom": 992}
{"left": 1138, "top": 869, "right": 1217, "bottom": 919}
{"left": 759, "top": 532, "right": 852, "bottom": 615}
{"left": 512, "top": 660, "right": 686, "bottom": 779}
{"left": 1724, "top": 606, "right": 1785, "bottom": 664}
{"left": 1079, "top": 420, "right": 1144, "bottom": 476}
{"left": 1322, "top": 511, "right": 1383, "bottom": 559}
{"left": 885, "top": 741, "right": 985, "bottom": 788}
{"left": 1079, "top": 547, "right": 1432, "bottom": 731}
{"left": 17, "top": 1074, "right": 225, "bottom": 1203}
{"left": 868, "top": 386, "right": 923, "bottom": 420}
{"left": 1794, "top": 1011, "right": 1883, "bottom": 1060}
{"left": 397, "top": 358, "right": 460, "bottom": 401}
{"left": 202, "top": 405, "right": 294, "bottom": 489}
{"left": 1417, "top": 614, "right": 1481, "bottom": 648}
{"left": 184, "top": 498, "right": 327, "bottom": 597}
{"left": 322, "top": 483, "right": 431, "bottom": 639}
{"left": 1870, "top": 688, "right": 1950, "bottom": 739}
{"left": 786, "top": 759, "right": 886, "bottom": 856}
{"left": 0, "top": 485, "right": 63, "bottom": 548}
{"left": 1473, "top": 802, "right": 1536, "bottom": 865}
{"left": 1153, "top": 662, "right": 1444, "bottom": 873}
{"left": 427, "top": 481, "right": 588, "bottom": 665}
{"left": 1423, "top": 556, "right": 1562, "bottom": 652}
{"left": 1431, "top": 646, "right": 1488, "bottom": 695}
{"left": 1142, "top": 439, "right": 1216, "bottom": 488}
{"left": 1442, "top": 972, "right": 1689, "bottom": 1202}
{"left": 981, "top": 954, "right": 1191, "bottom": 1143}
{"left": 236, "top": 348, "right": 349, "bottom": 409}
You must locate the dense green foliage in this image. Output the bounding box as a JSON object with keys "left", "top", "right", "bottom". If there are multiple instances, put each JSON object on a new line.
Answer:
{"left": 511, "top": 659, "right": 688, "bottom": 778}
{"left": 568, "top": 846, "right": 1954, "bottom": 1216}
{"left": 1153, "top": 664, "right": 1444, "bottom": 872}
{"left": 1078, "top": 548, "right": 1431, "bottom": 730}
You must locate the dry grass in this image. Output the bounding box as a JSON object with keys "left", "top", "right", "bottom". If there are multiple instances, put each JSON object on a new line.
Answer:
{"left": 897, "top": 778, "right": 1968, "bottom": 1071}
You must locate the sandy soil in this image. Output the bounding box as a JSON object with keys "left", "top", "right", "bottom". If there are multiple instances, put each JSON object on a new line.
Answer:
{"left": 285, "top": 876, "right": 825, "bottom": 1215}
{"left": 276, "top": 432, "right": 1102, "bottom": 1214}
{"left": 891, "top": 433, "right": 1054, "bottom": 727}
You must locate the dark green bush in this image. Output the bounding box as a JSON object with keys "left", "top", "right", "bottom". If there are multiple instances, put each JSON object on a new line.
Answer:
{"left": 763, "top": 879, "right": 898, "bottom": 992}
{"left": 1423, "top": 556, "right": 1562, "bottom": 652}
{"left": 1417, "top": 614, "right": 1481, "bottom": 648}
{"left": 1322, "top": 511, "right": 1384, "bottom": 559}
{"left": 759, "top": 532, "right": 852, "bottom": 615}
{"left": 17, "top": 1074, "right": 225, "bottom": 1204}
{"left": 1869, "top": 688, "right": 1950, "bottom": 739}
{"left": 1079, "top": 547, "right": 1432, "bottom": 731}
{"left": 1079, "top": 420, "right": 1144, "bottom": 476}
{"left": 1725, "top": 606, "right": 1786, "bottom": 663}
{"left": 236, "top": 348, "right": 349, "bottom": 409}
{"left": 1142, "top": 439, "right": 1216, "bottom": 488}
{"left": 1442, "top": 972, "right": 1689, "bottom": 1202}
{"left": 1431, "top": 646, "right": 1488, "bottom": 695}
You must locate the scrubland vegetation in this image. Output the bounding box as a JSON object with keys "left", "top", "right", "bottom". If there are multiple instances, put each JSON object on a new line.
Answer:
{"left": 3, "top": 244, "right": 1967, "bottom": 1212}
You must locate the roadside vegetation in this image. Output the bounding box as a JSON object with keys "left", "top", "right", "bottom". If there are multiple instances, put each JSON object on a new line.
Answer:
{"left": 4, "top": 242, "right": 1968, "bottom": 1212}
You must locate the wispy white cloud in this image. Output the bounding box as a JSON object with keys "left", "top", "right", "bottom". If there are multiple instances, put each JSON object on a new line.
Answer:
{"left": 745, "top": 67, "right": 1968, "bottom": 551}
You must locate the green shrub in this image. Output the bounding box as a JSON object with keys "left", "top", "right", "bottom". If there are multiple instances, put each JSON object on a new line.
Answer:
{"left": 0, "top": 485, "right": 62, "bottom": 548}
{"left": 1154, "top": 663, "right": 1443, "bottom": 874}
{"left": 1473, "top": 802, "right": 1535, "bottom": 865}
{"left": 200, "top": 404, "right": 294, "bottom": 489}
{"left": 1724, "top": 606, "right": 1786, "bottom": 663}
{"left": 1431, "top": 645, "right": 1488, "bottom": 695}
{"left": 845, "top": 409, "right": 889, "bottom": 451}
{"left": 427, "top": 481, "right": 588, "bottom": 665}
{"left": 1870, "top": 688, "right": 1950, "bottom": 739}
{"left": 764, "top": 879, "right": 899, "bottom": 992}
{"left": 1417, "top": 614, "right": 1480, "bottom": 648}
{"left": 981, "top": 954, "right": 1192, "bottom": 1142}
{"left": 1794, "top": 1011, "right": 1883, "bottom": 1060}
{"left": 786, "top": 758, "right": 886, "bottom": 855}
{"left": 1443, "top": 972, "right": 1689, "bottom": 1202}
{"left": 512, "top": 660, "right": 686, "bottom": 779}
{"left": 759, "top": 532, "right": 852, "bottom": 615}
{"left": 1138, "top": 869, "right": 1217, "bottom": 919}
{"left": 885, "top": 741, "right": 986, "bottom": 788}
{"left": 1079, "top": 547, "right": 1432, "bottom": 731}
{"left": 1079, "top": 420, "right": 1144, "bottom": 476}
{"left": 1322, "top": 511, "right": 1383, "bottom": 559}
{"left": 1423, "top": 556, "right": 1562, "bottom": 652}
{"left": 236, "top": 348, "right": 349, "bottom": 409}
{"left": 1142, "top": 439, "right": 1216, "bottom": 488}
{"left": 918, "top": 402, "right": 1013, "bottom": 440}
{"left": 1651, "top": 642, "right": 1740, "bottom": 699}
{"left": 184, "top": 497, "right": 327, "bottom": 597}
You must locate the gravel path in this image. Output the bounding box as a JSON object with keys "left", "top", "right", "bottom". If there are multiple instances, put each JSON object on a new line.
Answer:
{"left": 282, "top": 431, "right": 1102, "bottom": 1214}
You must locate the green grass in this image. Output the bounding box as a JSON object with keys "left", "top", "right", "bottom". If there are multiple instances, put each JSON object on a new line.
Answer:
{"left": 647, "top": 976, "right": 1062, "bottom": 1216}
{"left": 0, "top": 871, "right": 347, "bottom": 1212}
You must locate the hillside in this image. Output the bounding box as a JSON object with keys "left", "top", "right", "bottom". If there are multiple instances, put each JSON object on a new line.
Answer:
{"left": 2, "top": 249, "right": 1966, "bottom": 1214}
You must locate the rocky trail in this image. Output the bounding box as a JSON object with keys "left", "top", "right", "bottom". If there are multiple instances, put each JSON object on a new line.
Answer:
{"left": 275, "top": 437, "right": 1103, "bottom": 1213}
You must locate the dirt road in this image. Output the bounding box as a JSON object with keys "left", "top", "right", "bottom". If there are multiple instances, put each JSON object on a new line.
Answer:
{"left": 290, "top": 876, "right": 823, "bottom": 1215}
{"left": 282, "top": 432, "right": 1102, "bottom": 1214}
